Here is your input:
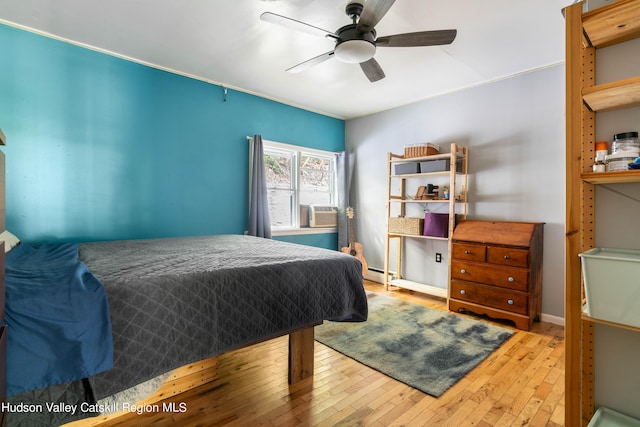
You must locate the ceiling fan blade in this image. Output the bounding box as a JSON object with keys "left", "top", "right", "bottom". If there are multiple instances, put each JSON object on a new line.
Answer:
{"left": 360, "top": 58, "right": 385, "bottom": 82}
{"left": 286, "top": 51, "right": 335, "bottom": 74}
{"left": 357, "top": 0, "right": 396, "bottom": 33}
{"left": 376, "top": 29, "right": 457, "bottom": 47}
{"left": 260, "top": 12, "right": 337, "bottom": 39}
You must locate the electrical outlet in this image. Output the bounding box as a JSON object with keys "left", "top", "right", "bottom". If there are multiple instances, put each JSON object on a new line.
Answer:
{"left": 435, "top": 253, "right": 442, "bottom": 263}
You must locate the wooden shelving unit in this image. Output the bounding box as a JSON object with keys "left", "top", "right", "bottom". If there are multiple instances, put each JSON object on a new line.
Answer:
{"left": 565, "top": 0, "right": 640, "bottom": 425}
{"left": 384, "top": 143, "right": 468, "bottom": 300}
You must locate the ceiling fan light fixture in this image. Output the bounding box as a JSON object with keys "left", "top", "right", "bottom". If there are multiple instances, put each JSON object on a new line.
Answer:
{"left": 334, "top": 39, "right": 376, "bottom": 63}
{"left": 262, "top": 0, "right": 458, "bottom": 82}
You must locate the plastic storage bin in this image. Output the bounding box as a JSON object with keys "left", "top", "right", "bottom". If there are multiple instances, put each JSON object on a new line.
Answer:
{"left": 579, "top": 248, "right": 640, "bottom": 328}
{"left": 419, "top": 158, "right": 463, "bottom": 173}
{"left": 587, "top": 407, "right": 640, "bottom": 427}
{"left": 420, "top": 159, "right": 450, "bottom": 173}
{"left": 611, "top": 131, "right": 639, "bottom": 154}
{"left": 394, "top": 162, "right": 419, "bottom": 175}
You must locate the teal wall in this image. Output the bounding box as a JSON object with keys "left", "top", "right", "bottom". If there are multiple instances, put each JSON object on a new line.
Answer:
{"left": 273, "top": 233, "right": 338, "bottom": 250}
{"left": 0, "top": 24, "right": 344, "bottom": 247}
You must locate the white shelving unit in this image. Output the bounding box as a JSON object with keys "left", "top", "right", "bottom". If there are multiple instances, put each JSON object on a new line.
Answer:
{"left": 384, "top": 143, "right": 468, "bottom": 299}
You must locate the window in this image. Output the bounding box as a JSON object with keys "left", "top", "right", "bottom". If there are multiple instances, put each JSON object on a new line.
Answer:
{"left": 263, "top": 141, "right": 337, "bottom": 229}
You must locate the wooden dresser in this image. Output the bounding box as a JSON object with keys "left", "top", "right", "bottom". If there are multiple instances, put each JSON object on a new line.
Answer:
{"left": 449, "top": 220, "right": 544, "bottom": 330}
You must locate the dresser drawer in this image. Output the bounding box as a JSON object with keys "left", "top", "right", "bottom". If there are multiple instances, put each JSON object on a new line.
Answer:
{"left": 452, "top": 243, "right": 486, "bottom": 262}
{"left": 487, "top": 246, "right": 529, "bottom": 268}
{"left": 451, "top": 260, "right": 529, "bottom": 291}
{"left": 451, "top": 280, "right": 528, "bottom": 315}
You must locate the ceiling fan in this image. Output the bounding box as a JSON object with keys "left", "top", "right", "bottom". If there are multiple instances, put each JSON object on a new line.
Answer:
{"left": 260, "top": 0, "right": 457, "bottom": 82}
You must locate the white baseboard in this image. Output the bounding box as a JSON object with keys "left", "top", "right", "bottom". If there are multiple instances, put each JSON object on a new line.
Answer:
{"left": 540, "top": 313, "right": 565, "bottom": 327}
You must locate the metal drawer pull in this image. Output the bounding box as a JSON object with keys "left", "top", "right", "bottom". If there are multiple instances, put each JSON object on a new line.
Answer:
{"left": 504, "top": 255, "right": 510, "bottom": 260}
{"left": 460, "top": 290, "right": 466, "bottom": 295}
{"left": 464, "top": 250, "right": 471, "bottom": 254}
{"left": 460, "top": 269, "right": 466, "bottom": 274}
{"left": 507, "top": 299, "right": 514, "bottom": 305}
{"left": 508, "top": 276, "right": 514, "bottom": 282}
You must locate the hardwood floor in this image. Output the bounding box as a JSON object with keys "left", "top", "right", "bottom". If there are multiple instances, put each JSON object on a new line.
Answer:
{"left": 85, "top": 280, "right": 565, "bottom": 426}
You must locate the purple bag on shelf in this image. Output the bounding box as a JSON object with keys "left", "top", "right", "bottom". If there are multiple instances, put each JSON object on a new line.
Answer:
{"left": 423, "top": 213, "right": 452, "bottom": 237}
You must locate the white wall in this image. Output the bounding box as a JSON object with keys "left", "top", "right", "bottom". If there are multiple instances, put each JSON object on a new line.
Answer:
{"left": 346, "top": 64, "right": 565, "bottom": 320}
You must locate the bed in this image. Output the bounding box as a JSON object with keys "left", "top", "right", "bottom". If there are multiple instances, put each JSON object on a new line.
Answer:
{"left": 3, "top": 234, "right": 368, "bottom": 426}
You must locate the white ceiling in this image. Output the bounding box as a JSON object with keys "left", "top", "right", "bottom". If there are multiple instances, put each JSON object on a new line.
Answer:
{"left": 0, "top": 0, "right": 574, "bottom": 119}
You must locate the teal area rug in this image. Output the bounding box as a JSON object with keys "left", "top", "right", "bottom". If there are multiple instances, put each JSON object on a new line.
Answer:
{"left": 315, "top": 291, "right": 514, "bottom": 397}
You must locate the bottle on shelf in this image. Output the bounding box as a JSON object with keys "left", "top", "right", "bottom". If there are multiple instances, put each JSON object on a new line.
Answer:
{"left": 593, "top": 141, "right": 607, "bottom": 172}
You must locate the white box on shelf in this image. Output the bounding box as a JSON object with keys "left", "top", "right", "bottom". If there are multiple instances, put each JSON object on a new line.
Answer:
{"left": 579, "top": 248, "right": 640, "bottom": 328}
{"left": 587, "top": 407, "right": 640, "bottom": 427}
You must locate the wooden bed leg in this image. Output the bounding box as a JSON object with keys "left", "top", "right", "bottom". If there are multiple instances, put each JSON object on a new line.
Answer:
{"left": 288, "top": 326, "right": 314, "bottom": 384}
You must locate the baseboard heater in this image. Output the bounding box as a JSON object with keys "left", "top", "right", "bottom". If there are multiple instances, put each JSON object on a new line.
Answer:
{"left": 365, "top": 268, "right": 388, "bottom": 284}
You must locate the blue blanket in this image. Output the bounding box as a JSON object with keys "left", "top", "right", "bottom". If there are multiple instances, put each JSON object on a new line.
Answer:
{"left": 3, "top": 243, "right": 113, "bottom": 396}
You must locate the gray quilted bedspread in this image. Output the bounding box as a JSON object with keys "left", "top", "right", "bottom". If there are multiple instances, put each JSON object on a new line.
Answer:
{"left": 78, "top": 234, "right": 367, "bottom": 399}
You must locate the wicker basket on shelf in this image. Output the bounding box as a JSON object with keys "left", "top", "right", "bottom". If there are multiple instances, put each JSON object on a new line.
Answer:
{"left": 388, "top": 217, "right": 424, "bottom": 235}
{"left": 403, "top": 143, "right": 440, "bottom": 158}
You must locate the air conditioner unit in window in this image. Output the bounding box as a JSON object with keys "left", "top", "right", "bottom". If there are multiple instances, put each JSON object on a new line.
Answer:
{"left": 309, "top": 206, "right": 338, "bottom": 228}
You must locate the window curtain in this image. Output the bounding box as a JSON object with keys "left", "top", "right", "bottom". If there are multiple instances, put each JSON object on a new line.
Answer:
{"left": 336, "top": 151, "right": 353, "bottom": 250}
{"left": 248, "top": 134, "right": 272, "bottom": 239}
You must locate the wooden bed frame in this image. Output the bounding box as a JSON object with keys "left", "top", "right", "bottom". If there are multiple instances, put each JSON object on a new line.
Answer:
{"left": 65, "top": 326, "right": 315, "bottom": 426}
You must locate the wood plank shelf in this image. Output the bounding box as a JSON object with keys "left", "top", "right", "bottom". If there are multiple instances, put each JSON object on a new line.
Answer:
{"left": 389, "top": 152, "right": 461, "bottom": 163}
{"left": 387, "top": 279, "right": 447, "bottom": 299}
{"left": 582, "top": 313, "right": 640, "bottom": 333}
{"left": 581, "top": 169, "right": 640, "bottom": 184}
{"left": 390, "top": 171, "right": 453, "bottom": 179}
{"left": 388, "top": 233, "right": 448, "bottom": 241}
{"left": 582, "top": 76, "right": 640, "bottom": 112}
{"left": 387, "top": 199, "right": 452, "bottom": 204}
{"left": 583, "top": 0, "right": 640, "bottom": 47}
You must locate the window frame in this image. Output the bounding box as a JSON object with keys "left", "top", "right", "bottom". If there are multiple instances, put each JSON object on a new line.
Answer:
{"left": 262, "top": 139, "right": 338, "bottom": 232}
